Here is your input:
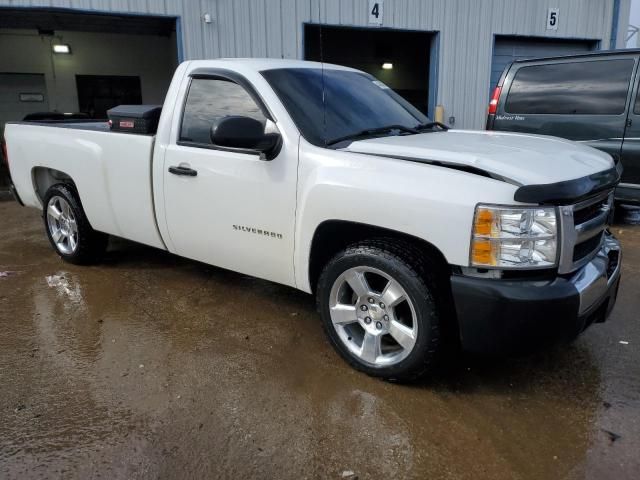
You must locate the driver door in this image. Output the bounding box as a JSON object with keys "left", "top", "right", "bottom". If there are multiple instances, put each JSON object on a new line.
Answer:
{"left": 161, "top": 73, "right": 298, "bottom": 286}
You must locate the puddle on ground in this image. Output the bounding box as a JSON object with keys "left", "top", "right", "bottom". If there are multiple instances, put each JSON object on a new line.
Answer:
{"left": 1, "top": 197, "right": 639, "bottom": 479}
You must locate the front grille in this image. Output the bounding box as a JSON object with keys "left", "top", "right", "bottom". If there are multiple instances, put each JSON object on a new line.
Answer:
{"left": 573, "top": 195, "right": 609, "bottom": 225}
{"left": 558, "top": 189, "right": 613, "bottom": 274}
{"left": 573, "top": 232, "right": 603, "bottom": 262}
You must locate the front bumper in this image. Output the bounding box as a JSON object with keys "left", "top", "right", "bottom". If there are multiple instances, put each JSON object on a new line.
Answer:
{"left": 451, "top": 234, "right": 621, "bottom": 354}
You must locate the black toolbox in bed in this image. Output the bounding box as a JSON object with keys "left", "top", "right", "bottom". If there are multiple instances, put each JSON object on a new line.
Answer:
{"left": 107, "top": 105, "right": 162, "bottom": 134}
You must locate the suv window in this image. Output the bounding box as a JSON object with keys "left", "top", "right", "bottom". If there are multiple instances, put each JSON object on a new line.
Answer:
{"left": 505, "top": 59, "right": 634, "bottom": 115}
{"left": 179, "top": 78, "right": 266, "bottom": 145}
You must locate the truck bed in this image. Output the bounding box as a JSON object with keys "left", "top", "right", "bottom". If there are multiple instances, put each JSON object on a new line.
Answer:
{"left": 5, "top": 122, "right": 165, "bottom": 250}
{"left": 12, "top": 120, "right": 111, "bottom": 132}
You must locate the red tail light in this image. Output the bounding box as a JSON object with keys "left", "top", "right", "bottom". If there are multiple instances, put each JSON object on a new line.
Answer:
{"left": 488, "top": 86, "right": 502, "bottom": 115}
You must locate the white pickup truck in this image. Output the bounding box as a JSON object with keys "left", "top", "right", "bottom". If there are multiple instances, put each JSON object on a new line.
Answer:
{"left": 5, "top": 59, "right": 622, "bottom": 381}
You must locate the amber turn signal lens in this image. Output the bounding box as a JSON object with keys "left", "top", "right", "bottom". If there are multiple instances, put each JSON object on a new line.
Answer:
{"left": 474, "top": 208, "right": 494, "bottom": 237}
{"left": 471, "top": 239, "right": 496, "bottom": 266}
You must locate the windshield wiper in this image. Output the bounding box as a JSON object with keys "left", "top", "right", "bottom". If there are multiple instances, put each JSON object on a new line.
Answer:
{"left": 326, "top": 124, "right": 417, "bottom": 146}
{"left": 414, "top": 121, "right": 450, "bottom": 132}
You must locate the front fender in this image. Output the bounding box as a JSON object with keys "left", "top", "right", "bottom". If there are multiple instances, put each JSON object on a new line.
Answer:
{"left": 294, "top": 144, "right": 519, "bottom": 292}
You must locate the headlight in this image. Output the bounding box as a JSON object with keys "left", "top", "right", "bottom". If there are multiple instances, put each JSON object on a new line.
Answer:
{"left": 470, "top": 205, "right": 557, "bottom": 269}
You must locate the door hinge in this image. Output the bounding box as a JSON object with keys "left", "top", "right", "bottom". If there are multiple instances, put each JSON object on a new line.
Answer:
{"left": 627, "top": 118, "right": 633, "bottom": 127}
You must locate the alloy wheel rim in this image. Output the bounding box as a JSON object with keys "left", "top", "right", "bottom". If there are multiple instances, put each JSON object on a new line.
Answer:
{"left": 328, "top": 266, "right": 418, "bottom": 367}
{"left": 46, "top": 196, "right": 78, "bottom": 255}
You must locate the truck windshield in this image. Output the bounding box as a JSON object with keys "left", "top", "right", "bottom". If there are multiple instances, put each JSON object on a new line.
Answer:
{"left": 261, "top": 68, "right": 430, "bottom": 147}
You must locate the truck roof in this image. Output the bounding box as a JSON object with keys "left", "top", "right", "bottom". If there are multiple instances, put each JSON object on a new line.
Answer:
{"left": 184, "top": 58, "right": 357, "bottom": 73}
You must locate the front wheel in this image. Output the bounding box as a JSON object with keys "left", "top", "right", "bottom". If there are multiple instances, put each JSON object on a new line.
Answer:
{"left": 317, "top": 239, "right": 441, "bottom": 382}
{"left": 43, "top": 183, "right": 108, "bottom": 264}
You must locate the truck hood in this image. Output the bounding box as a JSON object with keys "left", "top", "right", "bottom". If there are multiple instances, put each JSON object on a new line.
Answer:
{"left": 343, "top": 129, "right": 615, "bottom": 186}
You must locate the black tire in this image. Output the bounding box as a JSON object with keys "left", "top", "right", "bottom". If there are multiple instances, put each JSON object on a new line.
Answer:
{"left": 317, "top": 238, "right": 442, "bottom": 382}
{"left": 42, "top": 183, "right": 108, "bottom": 265}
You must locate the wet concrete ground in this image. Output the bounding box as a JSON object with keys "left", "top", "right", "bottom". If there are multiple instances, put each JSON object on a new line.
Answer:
{"left": 1, "top": 199, "right": 639, "bottom": 480}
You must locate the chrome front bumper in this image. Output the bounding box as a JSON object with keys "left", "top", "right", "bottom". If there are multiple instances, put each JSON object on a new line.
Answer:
{"left": 572, "top": 233, "right": 621, "bottom": 315}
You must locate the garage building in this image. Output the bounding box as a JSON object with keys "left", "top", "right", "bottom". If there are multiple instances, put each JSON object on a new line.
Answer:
{"left": 0, "top": 0, "right": 630, "bottom": 136}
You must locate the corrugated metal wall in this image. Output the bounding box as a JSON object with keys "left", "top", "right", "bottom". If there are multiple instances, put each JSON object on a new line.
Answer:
{"left": 0, "top": 0, "right": 629, "bottom": 128}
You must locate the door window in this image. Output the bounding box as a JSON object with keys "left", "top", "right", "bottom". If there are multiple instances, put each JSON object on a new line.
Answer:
{"left": 505, "top": 59, "right": 634, "bottom": 115}
{"left": 179, "top": 78, "right": 266, "bottom": 146}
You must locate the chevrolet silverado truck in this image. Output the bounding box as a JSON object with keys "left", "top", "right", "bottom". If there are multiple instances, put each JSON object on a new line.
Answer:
{"left": 4, "top": 59, "right": 622, "bottom": 381}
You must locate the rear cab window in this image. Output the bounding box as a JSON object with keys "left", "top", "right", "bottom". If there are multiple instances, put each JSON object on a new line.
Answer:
{"left": 504, "top": 59, "right": 635, "bottom": 115}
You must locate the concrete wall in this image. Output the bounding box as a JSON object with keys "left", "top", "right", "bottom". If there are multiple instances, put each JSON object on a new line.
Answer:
{"left": 0, "top": 28, "right": 177, "bottom": 113}
{"left": 0, "top": 0, "right": 630, "bottom": 129}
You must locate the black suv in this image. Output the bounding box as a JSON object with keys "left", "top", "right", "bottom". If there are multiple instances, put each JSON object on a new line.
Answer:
{"left": 486, "top": 49, "right": 640, "bottom": 204}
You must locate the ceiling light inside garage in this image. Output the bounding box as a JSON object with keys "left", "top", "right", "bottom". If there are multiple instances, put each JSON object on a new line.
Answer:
{"left": 382, "top": 63, "right": 393, "bottom": 70}
{"left": 52, "top": 44, "right": 71, "bottom": 54}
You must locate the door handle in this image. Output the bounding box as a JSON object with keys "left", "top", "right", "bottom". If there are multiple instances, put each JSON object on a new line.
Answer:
{"left": 168, "top": 165, "right": 198, "bottom": 177}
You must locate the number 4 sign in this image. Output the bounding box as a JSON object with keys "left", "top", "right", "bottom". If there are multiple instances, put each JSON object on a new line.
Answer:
{"left": 547, "top": 8, "right": 559, "bottom": 30}
{"left": 369, "top": 0, "right": 383, "bottom": 25}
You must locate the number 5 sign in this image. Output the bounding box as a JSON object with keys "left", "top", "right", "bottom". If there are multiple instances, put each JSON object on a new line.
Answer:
{"left": 547, "top": 8, "right": 559, "bottom": 30}
{"left": 369, "top": 0, "right": 383, "bottom": 25}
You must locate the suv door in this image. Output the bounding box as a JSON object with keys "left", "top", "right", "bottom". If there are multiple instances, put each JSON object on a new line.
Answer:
{"left": 161, "top": 72, "right": 298, "bottom": 286}
{"left": 619, "top": 68, "right": 640, "bottom": 202}
{"left": 491, "top": 56, "right": 637, "bottom": 163}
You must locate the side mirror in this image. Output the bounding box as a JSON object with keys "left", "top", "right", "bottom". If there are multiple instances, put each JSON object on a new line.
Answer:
{"left": 210, "top": 116, "right": 281, "bottom": 159}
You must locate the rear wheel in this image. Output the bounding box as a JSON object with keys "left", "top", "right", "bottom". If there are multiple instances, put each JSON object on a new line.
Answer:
{"left": 317, "top": 239, "right": 441, "bottom": 382}
{"left": 43, "top": 184, "right": 108, "bottom": 264}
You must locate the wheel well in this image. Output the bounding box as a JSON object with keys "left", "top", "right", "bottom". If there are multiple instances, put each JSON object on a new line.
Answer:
{"left": 308, "top": 220, "right": 460, "bottom": 346}
{"left": 308, "top": 220, "right": 451, "bottom": 294}
{"left": 32, "top": 167, "right": 75, "bottom": 205}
